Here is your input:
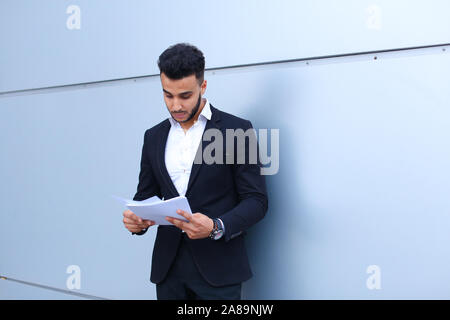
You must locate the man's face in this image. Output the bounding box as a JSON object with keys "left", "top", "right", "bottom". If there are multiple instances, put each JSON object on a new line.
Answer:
{"left": 160, "top": 72, "right": 207, "bottom": 124}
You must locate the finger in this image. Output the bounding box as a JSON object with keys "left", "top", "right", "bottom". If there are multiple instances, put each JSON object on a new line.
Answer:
{"left": 166, "top": 217, "right": 187, "bottom": 230}
{"left": 123, "top": 210, "right": 134, "bottom": 218}
{"left": 124, "top": 210, "right": 143, "bottom": 223}
{"left": 123, "top": 221, "right": 144, "bottom": 232}
{"left": 123, "top": 217, "right": 144, "bottom": 226}
{"left": 176, "top": 209, "right": 193, "bottom": 222}
{"left": 123, "top": 217, "right": 136, "bottom": 224}
{"left": 123, "top": 210, "right": 143, "bottom": 224}
{"left": 133, "top": 214, "right": 144, "bottom": 224}
{"left": 124, "top": 222, "right": 146, "bottom": 231}
{"left": 186, "top": 230, "right": 201, "bottom": 240}
{"left": 144, "top": 220, "right": 155, "bottom": 227}
{"left": 123, "top": 216, "right": 150, "bottom": 228}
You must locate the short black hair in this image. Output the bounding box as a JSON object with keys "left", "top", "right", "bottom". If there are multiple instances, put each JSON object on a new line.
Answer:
{"left": 157, "top": 43, "right": 205, "bottom": 84}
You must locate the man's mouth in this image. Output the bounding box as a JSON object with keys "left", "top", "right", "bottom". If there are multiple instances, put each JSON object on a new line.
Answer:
{"left": 172, "top": 112, "right": 186, "bottom": 120}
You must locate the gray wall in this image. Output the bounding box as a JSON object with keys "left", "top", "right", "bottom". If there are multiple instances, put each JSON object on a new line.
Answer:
{"left": 1, "top": 1, "right": 449, "bottom": 299}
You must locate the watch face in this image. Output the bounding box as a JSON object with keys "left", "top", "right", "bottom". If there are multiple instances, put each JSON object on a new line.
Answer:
{"left": 213, "top": 229, "right": 224, "bottom": 240}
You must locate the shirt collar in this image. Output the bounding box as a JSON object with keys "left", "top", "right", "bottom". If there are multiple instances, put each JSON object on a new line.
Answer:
{"left": 168, "top": 98, "right": 212, "bottom": 127}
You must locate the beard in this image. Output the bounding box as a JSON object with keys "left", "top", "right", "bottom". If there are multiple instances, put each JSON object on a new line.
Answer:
{"left": 172, "top": 93, "right": 202, "bottom": 123}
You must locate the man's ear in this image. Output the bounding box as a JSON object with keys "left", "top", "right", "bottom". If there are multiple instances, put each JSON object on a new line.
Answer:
{"left": 201, "top": 80, "right": 207, "bottom": 95}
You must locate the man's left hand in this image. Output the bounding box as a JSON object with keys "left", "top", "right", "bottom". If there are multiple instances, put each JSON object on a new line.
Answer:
{"left": 166, "top": 210, "right": 214, "bottom": 239}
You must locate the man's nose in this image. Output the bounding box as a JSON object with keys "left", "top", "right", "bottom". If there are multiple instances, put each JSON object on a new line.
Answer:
{"left": 171, "top": 100, "right": 183, "bottom": 112}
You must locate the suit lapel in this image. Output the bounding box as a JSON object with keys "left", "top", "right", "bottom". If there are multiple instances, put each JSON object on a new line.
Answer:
{"left": 185, "top": 105, "right": 221, "bottom": 197}
{"left": 156, "top": 119, "right": 180, "bottom": 198}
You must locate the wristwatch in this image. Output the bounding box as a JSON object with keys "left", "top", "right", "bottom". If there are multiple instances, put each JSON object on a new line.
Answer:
{"left": 209, "top": 218, "right": 224, "bottom": 240}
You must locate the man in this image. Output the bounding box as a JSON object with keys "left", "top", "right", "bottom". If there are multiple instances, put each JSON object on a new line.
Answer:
{"left": 122, "top": 43, "right": 268, "bottom": 300}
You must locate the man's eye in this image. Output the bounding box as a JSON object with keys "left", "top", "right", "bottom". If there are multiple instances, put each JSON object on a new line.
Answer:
{"left": 181, "top": 95, "right": 191, "bottom": 99}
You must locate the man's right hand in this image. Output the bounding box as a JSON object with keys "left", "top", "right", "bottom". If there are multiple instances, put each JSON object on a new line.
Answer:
{"left": 123, "top": 209, "right": 155, "bottom": 233}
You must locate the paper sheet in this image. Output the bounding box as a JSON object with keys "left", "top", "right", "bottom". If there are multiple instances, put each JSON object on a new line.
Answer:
{"left": 113, "top": 195, "right": 192, "bottom": 225}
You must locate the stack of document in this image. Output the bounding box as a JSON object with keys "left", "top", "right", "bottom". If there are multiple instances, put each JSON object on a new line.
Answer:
{"left": 114, "top": 195, "right": 192, "bottom": 225}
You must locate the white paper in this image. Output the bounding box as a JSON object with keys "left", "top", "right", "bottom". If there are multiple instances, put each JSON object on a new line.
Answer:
{"left": 113, "top": 195, "right": 192, "bottom": 225}
{"left": 112, "top": 195, "right": 162, "bottom": 206}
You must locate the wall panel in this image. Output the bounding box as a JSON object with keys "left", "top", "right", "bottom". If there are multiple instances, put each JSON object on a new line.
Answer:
{"left": 1, "top": 49, "right": 449, "bottom": 299}
{"left": 1, "top": 0, "right": 449, "bottom": 92}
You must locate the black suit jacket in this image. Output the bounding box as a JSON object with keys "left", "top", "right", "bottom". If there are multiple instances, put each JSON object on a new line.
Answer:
{"left": 132, "top": 104, "right": 268, "bottom": 287}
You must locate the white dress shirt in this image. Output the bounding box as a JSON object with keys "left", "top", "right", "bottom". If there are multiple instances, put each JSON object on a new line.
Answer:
{"left": 165, "top": 99, "right": 212, "bottom": 197}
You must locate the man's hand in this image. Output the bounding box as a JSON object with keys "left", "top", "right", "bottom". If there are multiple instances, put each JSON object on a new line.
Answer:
{"left": 166, "top": 210, "right": 214, "bottom": 240}
{"left": 123, "top": 209, "right": 155, "bottom": 233}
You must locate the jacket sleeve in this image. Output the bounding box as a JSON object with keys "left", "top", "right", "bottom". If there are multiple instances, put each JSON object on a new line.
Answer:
{"left": 131, "top": 129, "right": 162, "bottom": 236}
{"left": 219, "top": 120, "right": 269, "bottom": 242}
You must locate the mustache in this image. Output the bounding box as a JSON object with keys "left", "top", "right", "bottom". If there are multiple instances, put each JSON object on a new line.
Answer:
{"left": 170, "top": 94, "right": 202, "bottom": 122}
